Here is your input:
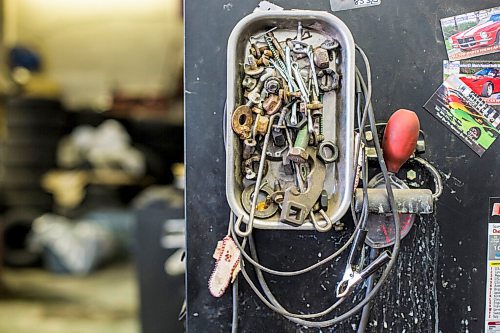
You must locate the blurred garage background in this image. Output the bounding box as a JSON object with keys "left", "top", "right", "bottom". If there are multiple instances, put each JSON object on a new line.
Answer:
{"left": 0, "top": 1, "right": 184, "bottom": 332}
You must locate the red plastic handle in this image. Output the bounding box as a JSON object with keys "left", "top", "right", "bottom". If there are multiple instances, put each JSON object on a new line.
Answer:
{"left": 382, "top": 109, "right": 420, "bottom": 173}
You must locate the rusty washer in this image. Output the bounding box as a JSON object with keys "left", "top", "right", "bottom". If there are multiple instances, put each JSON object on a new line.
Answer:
{"left": 231, "top": 105, "right": 253, "bottom": 139}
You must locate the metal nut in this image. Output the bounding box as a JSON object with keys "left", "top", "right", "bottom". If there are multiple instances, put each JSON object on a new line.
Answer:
{"left": 264, "top": 77, "right": 281, "bottom": 95}
{"left": 318, "top": 141, "right": 338, "bottom": 164}
{"left": 318, "top": 68, "right": 340, "bottom": 92}
{"left": 313, "top": 47, "right": 330, "bottom": 69}
{"left": 285, "top": 109, "right": 307, "bottom": 129}
{"left": 242, "top": 138, "right": 257, "bottom": 160}
{"left": 247, "top": 90, "right": 262, "bottom": 105}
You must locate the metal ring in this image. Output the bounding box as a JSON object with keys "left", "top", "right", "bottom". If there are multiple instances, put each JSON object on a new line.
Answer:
{"left": 241, "top": 183, "right": 278, "bottom": 219}
{"left": 318, "top": 141, "right": 338, "bottom": 163}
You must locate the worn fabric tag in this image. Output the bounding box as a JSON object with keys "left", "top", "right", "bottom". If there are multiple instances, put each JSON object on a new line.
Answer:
{"left": 330, "top": 0, "right": 381, "bottom": 12}
{"left": 209, "top": 236, "right": 241, "bottom": 297}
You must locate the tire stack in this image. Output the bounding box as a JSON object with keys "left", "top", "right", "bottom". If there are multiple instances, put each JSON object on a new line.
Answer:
{"left": 0, "top": 97, "right": 67, "bottom": 266}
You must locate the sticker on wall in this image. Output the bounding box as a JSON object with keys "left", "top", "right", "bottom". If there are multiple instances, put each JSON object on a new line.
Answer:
{"left": 423, "top": 75, "right": 500, "bottom": 156}
{"left": 441, "top": 6, "right": 500, "bottom": 61}
{"left": 444, "top": 60, "right": 500, "bottom": 107}
{"left": 330, "top": 0, "right": 381, "bottom": 12}
{"left": 486, "top": 197, "right": 500, "bottom": 333}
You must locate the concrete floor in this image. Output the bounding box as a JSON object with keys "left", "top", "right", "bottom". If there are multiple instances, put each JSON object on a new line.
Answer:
{"left": 0, "top": 263, "right": 139, "bottom": 333}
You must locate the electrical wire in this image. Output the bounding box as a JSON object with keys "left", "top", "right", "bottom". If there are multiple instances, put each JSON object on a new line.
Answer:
{"left": 357, "top": 248, "right": 378, "bottom": 333}
{"left": 225, "top": 44, "right": 401, "bottom": 329}
{"left": 228, "top": 46, "right": 400, "bottom": 328}
{"left": 231, "top": 276, "right": 239, "bottom": 333}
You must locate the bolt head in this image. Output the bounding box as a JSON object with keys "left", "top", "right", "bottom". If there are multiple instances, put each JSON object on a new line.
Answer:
{"left": 242, "top": 76, "right": 257, "bottom": 91}
{"left": 287, "top": 147, "right": 309, "bottom": 164}
{"left": 407, "top": 169, "right": 417, "bottom": 181}
{"left": 313, "top": 48, "right": 330, "bottom": 69}
{"left": 263, "top": 94, "right": 282, "bottom": 115}
{"left": 255, "top": 115, "right": 269, "bottom": 136}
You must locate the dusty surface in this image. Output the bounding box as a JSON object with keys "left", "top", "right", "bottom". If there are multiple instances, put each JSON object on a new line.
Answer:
{"left": 0, "top": 263, "right": 138, "bottom": 333}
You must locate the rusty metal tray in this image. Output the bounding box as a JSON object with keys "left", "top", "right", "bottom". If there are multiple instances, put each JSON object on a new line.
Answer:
{"left": 226, "top": 10, "right": 355, "bottom": 230}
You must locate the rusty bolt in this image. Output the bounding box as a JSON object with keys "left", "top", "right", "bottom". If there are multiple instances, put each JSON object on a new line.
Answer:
{"left": 307, "top": 93, "right": 323, "bottom": 111}
{"left": 256, "top": 55, "right": 270, "bottom": 66}
{"left": 262, "top": 50, "right": 273, "bottom": 58}
{"left": 255, "top": 115, "right": 270, "bottom": 136}
{"left": 250, "top": 44, "right": 261, "bottom": 58}
{"left": 251, "top": 106, "right": 264, "bottom": 115}
{"left": 242, "top": 76, "right": 257, "bottom": 91}
{"left": 287, "top": 147, "right": 309, "bottom": 164}
{"left": 313, "top": 47, "right": 330, "bottom": 69}
{"left": 262, "top": 94, "right": 282, "bottom": 115}
{"left": 244, "top": 55, "right": 264, "bottom": 77}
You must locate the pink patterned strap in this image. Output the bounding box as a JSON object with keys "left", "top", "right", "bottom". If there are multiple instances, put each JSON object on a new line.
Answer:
{"left": 208, "top": 236, "right": 241, "bottom": 297}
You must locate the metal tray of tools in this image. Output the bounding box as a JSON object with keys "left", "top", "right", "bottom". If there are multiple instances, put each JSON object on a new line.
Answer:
{"left": 226, "top": 10, "right": 355, "bottom": 230}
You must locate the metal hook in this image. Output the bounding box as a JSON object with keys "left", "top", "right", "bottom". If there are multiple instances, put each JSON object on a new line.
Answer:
{"left": 234, "top": 214, "right": 252, "bottom": 238}
{"left": 310, "top": 211, "right": 333, "bottom": 232}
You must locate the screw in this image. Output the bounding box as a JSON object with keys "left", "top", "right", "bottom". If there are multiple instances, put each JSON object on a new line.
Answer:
{"left": 244, "top": 55, "right": 264, "bottom": 77}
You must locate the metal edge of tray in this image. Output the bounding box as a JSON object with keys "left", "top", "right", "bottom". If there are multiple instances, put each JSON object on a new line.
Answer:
{"left": 226, "top": 10, "right": 355, "bottom": 230}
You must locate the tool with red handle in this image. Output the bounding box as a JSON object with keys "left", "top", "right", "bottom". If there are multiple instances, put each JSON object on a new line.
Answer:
{"left": 382, "top": 109, "right": 420, "bottom": 174}
{"left": 360, "top": 109, "right": 421, "bottom": 249}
